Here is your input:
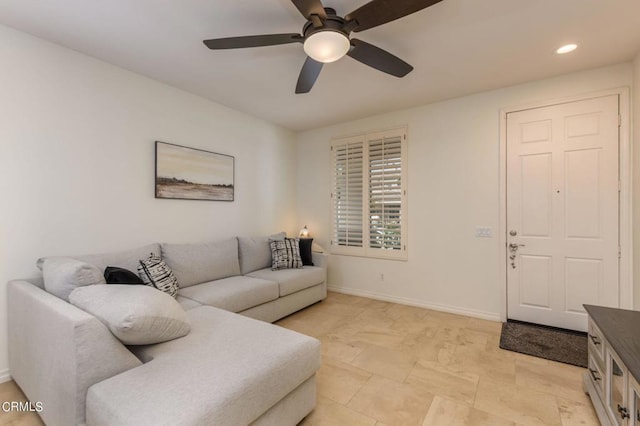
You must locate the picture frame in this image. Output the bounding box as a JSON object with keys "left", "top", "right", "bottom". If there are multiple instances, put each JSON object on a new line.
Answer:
{"left": 155, "top": 141, "right": 234, "bottom": 201}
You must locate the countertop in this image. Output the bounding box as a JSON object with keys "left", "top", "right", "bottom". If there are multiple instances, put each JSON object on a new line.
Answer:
{"left": 584, "top": 304, "right": 640, "bottom": 381}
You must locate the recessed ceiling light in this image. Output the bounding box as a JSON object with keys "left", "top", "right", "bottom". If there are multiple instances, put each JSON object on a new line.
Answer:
{"left": 556, "top": 44, "right": 578, "bottom": 54}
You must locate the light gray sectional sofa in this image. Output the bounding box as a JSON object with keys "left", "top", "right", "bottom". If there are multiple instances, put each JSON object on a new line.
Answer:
{"left": 8, "top": 236, "right": 327, "bottom": 426}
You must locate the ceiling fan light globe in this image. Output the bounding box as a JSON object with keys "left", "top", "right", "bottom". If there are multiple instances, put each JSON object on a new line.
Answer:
{"left": 303, "top": 31, "right": 350, "bottom": 63}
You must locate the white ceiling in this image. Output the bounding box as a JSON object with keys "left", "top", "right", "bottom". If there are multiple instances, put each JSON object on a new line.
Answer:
{"left": 2, "top": 0, "right": 640, "bottom": 131}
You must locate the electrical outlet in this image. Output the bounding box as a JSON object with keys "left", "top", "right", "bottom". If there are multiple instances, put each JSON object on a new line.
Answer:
{"left": 475, "top": 227, "right": 493, "bottom": 238}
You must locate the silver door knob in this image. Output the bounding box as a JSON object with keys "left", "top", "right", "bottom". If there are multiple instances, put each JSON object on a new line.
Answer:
{"left": 509, "top": 243, "right": 525, "bottom": 250}
{"left": 509, "top": 230, "right": 517, "bottom": 236}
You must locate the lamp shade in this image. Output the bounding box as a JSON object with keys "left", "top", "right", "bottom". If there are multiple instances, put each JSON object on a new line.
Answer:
{"left": 299, "top": 225, "right": 310, "bottom": 238}
{"left": 303, "top": 31, "right": 350, "bottom": 63}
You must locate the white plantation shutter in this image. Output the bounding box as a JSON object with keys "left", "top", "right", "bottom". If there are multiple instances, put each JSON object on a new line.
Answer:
{"left": 331, "top": 128, "right": 407, "bottom": 260}
{"left": 368, "top": 135, "right": 403, "bottom": 251}
{"left": 332, "top": 137, "right": 364, "bottom": 248}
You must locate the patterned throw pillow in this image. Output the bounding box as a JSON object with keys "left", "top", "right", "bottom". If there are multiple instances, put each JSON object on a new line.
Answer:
{"left": 137, "top": 253, "right": 179, "bottom": 298}
{"left": 269, "top": 238, "right": 303, "bottom": 270}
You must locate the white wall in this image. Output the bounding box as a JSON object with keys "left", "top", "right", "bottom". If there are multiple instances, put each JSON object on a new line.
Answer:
{"left": 634, "top": 52, "right": 640, "bottom": 310}
{"left": 0, "top": 25, "right": 298, "bottom": 381}
{"left": 297, "top": 63, "right": 633, "bottom": 320}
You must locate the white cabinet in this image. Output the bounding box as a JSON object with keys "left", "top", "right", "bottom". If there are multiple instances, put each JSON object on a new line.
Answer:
{"left": 587, "top": 319, "right": 605, "bottom": 398}
{"left": 608, "top": 349, "right": 631, "bottom": 424}
{"left": 630, "top": 376, "right": 640, "bottom": 426}
{"left": 584, "top": 306, "right": 640, "bottom": 426}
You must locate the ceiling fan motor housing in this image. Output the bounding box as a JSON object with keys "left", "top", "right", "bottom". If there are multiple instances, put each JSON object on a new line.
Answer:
{"left": 302, "top": 8, "right": 349, "bottom": 40}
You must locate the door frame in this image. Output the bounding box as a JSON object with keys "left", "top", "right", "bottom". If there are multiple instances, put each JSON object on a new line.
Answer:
{"left": 498, "top": 88, "right": 632, "bottom": 322}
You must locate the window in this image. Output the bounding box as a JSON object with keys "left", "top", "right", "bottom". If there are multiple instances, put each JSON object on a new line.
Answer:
{"left": 331, "top": 127, "right": 407, "bottom": 260}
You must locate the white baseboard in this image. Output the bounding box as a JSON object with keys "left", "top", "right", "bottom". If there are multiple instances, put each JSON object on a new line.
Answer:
{"left": 0, "top": 369, "right": 11, "bottom": 383}
{"left": 327, "top": 286, "right": 501, "bottom": 322}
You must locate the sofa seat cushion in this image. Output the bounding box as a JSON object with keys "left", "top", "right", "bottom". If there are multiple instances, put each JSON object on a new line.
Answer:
{"left": 247, "top": 266, "right": 326, "bottom": 297}
{"left": 175, "top": 295, "right": 202, "bottom": 311}
{"left": 86, "top": 306, "right": 320, "bottom": 426}
{"left": 177, "top": 276, "right": 278, "bottom": 313}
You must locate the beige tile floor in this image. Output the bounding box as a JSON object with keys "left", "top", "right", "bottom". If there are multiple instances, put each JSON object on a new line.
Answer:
{"left": 279, "top": 292, "right": 599, "bottom": 426}
{"left": 0, "top": 291, "right": 598, "bottom": 426}
{"left": 0, "top": 380, "right": 44, "bottom": 426}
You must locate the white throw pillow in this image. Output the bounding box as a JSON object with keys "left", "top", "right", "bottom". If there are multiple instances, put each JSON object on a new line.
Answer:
{"left": 42, "top": 257, "right": 106, "bottom": 301}
{"left": 69, "top": 285, "right": 191, "bottom": 345}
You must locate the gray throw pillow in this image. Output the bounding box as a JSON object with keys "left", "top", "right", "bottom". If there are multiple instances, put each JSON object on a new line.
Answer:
{"left": 69, "top": 285, "right": 191, "bottom": 345}
{"left": 41, "top": 257, "right": 106, "bottom": 301}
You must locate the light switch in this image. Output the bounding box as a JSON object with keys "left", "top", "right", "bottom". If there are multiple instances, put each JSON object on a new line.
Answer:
{"left": 475, "top": 227, "right": 493, "bottom": 238}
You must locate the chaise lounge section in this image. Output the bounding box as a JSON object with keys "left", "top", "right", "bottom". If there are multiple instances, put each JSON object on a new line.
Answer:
{"left": 86, "top": 306, "right": 320, "bottom": 425}
{"left": 8, "top": 235, "right": 326, "bottom": 426}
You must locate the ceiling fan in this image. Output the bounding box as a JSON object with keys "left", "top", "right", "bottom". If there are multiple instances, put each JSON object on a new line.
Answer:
{"left": 203, "top": 0, "right": 443, "bottom": 94}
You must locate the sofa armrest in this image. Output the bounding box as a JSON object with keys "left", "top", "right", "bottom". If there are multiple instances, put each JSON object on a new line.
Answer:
{"left": 8, "top": 280, "right": 142, "bottom": 426}
{"left": 311, "top": 252, "right": 328, "bottom": 269}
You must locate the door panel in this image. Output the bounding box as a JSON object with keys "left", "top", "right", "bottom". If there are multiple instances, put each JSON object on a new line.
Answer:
{"left": 521, "top": 119, "right": 552, "bottom": 143}
{"left": 566, "top": 112, "right": 600, "bottom": 139}
{"left": 520, "top": 255, "right": 552, "bottom": 309}
{"left": 520, "top": 154, "right": 552, "bottom": 237}
{"left": 565, "top": 149, "right": 601, "bottom": 239}
{"left": 564, "top": 258, "right": 601, "bottom": 313}
{"left": 506, "top": 95, "right": 619, "bottom": 331}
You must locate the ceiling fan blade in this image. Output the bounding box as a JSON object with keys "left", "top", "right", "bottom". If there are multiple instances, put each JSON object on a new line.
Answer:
{"left": 345, "top": 0, "right": 443, "bottom": 32}
{"left": 291, "top": 0, "right": 327, "bottom": 20}
{"left": 203, "top": 34, "right": 303, "bottom": 50}
{"left": 296, "top": 57, "right": 323, "bottom": 94}
{"left": 347, "top": 39, "right": 413, "bottom": 77}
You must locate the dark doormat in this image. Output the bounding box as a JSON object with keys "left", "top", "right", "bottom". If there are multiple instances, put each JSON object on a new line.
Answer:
{"left": 499, "top": 320, "right": 587, "bottom": 368}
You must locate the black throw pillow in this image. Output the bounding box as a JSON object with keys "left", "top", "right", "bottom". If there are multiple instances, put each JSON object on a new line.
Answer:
{"left": 104, "top": 266, "right": 144, "bottom": 285}
{"left": 299, "top": 238, "right": 314, "bottom": 266}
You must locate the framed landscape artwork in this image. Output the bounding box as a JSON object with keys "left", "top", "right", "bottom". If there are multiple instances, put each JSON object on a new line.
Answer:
{"left": 155, "top": 141, "right": 234, "bottom": 201}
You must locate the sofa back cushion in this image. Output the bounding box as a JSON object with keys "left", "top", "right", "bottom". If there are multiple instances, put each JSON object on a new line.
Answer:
{"left": 37, "top": 244, "right": 162, "bottom": 275}
{"left": 162, "top": 238, "right": 240, "bottom": 288}
{"left": 237, "top": 232, "right": 286, "bottom": 275}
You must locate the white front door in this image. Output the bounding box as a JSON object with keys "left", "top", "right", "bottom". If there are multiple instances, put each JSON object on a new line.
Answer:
{"left": 506, "top": 95, "right": 620, "bottom": 332}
